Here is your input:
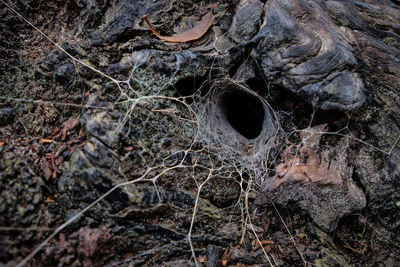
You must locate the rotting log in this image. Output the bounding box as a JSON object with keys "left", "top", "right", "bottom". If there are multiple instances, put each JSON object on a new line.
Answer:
{"left": 0, "top": 0, "right": 400, "bottom": 265}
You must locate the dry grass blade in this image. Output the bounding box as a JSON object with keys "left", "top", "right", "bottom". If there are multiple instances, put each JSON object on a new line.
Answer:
{"left": 271, "top": 201, "right": 307, "bottom": 266}
{"left": 143, "top": 10, "right": 214, "bottom": 43}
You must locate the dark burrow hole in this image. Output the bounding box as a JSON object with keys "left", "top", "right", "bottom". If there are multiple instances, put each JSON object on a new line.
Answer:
{"left": 173, "top": 74, "right": 208, "bottom": 104}
{"left": 221, "top": 91, "right": 265, "bottom": 139}
{"left": 270, "top": 84, "right": 348, "bottom": 129}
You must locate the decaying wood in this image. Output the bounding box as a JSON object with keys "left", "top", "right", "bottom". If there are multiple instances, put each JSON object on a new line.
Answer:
{"left": 266, "top": 124, "right": 344, "bottom": 190}
{"left": 262, "top": 124, "right": 366, "bottom": 232}
{"left": 2, "top": 0, "right": 400, "bottom": 265}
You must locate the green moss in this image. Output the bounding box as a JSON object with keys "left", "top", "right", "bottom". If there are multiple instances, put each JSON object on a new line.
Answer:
{"left": 338, "top": 19, "right": 350, "bottom": 27}
{"left": 383, "top": 37, "right": 400, "bottom": 49}
{"left": 44, "top": 104, "right": 59, "bottom": 122}
{"left": 313, "top": 226, "right": 350, "bottom": 267}
{"left": 128, "top": 188, "right": 145, "bottom": 204}
{"left": 197, "top": 197, "right": 221, "bottom": 219}
{"left": 22, "top": 113, "right": 44, "bottom": 135}
{"left": 17, "top": 205, "right": 26, "bottom": 216}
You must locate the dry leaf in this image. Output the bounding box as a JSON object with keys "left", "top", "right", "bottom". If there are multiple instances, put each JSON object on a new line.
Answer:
{"left": 45, "top": 196, "right": 55, "bottom": 203}
{"left": 262, "top": 215, "right": 270, "bottom": 232}
{"left": 77, "top": 226, "right": 114, "bottom": 266}
{"left": 265, "top": 124, "right": 348, "bottom": 190}
{"left": 261, "top": 240, "right": 274, "bottom": 245}
{"left": 198, "top": 255, "right": 207, "bottom": 263}
{"left": 143, "top": 9, "right": 214, "bottom": 43}
{"left": 61, "top": 118, "right": 80, "bottom": 141}
{"left": 59, "top": 233, "right": 66, "bottom": 246}
{"left": 39, "top": 157, "right": 53, "bottom": 180}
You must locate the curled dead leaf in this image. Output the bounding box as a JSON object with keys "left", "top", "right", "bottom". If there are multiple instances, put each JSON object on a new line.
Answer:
{"left": 143, "top": 9, "right": 214, "bottom": 43}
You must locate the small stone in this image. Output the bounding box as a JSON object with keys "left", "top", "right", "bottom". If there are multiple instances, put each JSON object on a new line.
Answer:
{"left": 0, "top": 108, "right": 14, "bottom": 126}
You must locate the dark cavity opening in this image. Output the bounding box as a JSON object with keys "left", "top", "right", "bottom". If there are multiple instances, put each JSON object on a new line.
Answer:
{"left": 221, "top": 91, "right": 265, "bottom": 139}
{"left": 270, "top": 84, "right": 347, "bottom": 130}
{"left": 173, "top": 74, "right": 208, "bottom": 104}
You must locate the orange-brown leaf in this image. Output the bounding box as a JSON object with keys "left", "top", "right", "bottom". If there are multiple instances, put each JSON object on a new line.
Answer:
{"left": 45, "top": 196, "right": 55, "bottom": 203}
{"left": 143, "top": 10, "right": 214, "bottom": 43}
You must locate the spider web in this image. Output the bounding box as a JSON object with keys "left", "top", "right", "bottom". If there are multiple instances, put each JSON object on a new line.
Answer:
{"left": 1, "top": 1, "right": 399, "bottom": 266}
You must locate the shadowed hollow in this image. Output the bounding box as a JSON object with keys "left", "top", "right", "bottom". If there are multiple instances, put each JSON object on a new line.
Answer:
{"left": 220, "top": 91, "right": 265, "bottom": 139}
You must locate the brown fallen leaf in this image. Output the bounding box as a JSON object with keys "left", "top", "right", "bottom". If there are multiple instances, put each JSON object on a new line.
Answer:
{"left": 262, "top": 214, "right": 270, "bottom": 232}
{"left": 77, "top": 226, "right": 114, "bottom": 266}
{"left": 41, "top": 138, "right": 53, "bottom": 143}
{"left": 261, "top": 240, "right": 274, "bottom": 245}
{"left": 55, "top": 156, "right": 64, "bottom": 166}
{"left": 143, "top": 9, "right": 214, "bottom": 43}
{"left": 59, "top": 233, "right": 66, "bottom": 246}
{"left": 45, "top": 196, "right": 55, "bottom": 203}
{"left": 50, "top": 152, "right": 61, "bottom": 174}
{"left": 39, "top": 157, "right": 53, "bottom": 181}
{"left": 198, "top": 255, "right": 207, "bottom": 263}
{"left": 264, "top": 124, "right": 346, "bottom": 190}
{"left": 263, "top": 244, "right": 272, "bottom": 252}
{"left": 61, "top": 118, "right": 80, "bottom": 141}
